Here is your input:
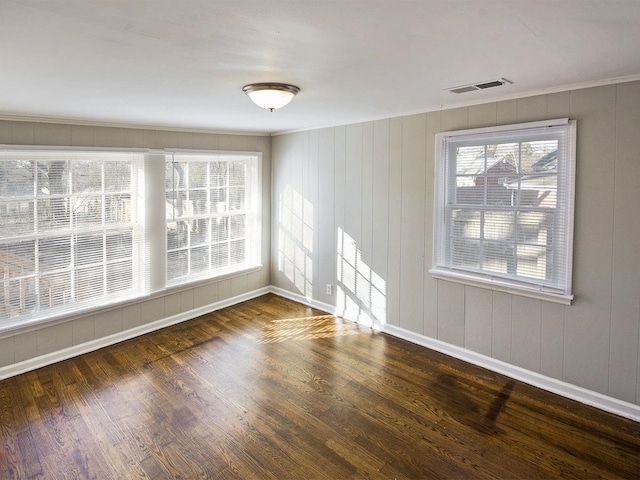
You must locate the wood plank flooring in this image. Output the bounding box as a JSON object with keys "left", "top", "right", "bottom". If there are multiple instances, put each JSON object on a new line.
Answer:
{"left": 0, "top": 293, "right": 639, "bottom": 479}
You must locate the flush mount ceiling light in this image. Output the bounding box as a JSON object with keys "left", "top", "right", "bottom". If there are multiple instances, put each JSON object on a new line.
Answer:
{"left": 242, "top": 83, "right": 300, "bottom": 112}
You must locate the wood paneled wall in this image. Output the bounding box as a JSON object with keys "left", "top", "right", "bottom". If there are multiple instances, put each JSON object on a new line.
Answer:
{"left": 271, "top": 81, "right": 640, "bottom": 406}
{"left": 0, "top": 121, "right": 272, "bottom": 369}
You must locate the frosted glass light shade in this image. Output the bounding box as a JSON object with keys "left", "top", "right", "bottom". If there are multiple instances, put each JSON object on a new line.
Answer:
{"left": 243, "top": 83, "right": 300, "bottom": 111}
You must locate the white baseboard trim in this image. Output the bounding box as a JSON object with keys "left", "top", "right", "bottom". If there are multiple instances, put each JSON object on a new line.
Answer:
{"left": 2, "top": 286, "right": 639, "bottom": 423}
{"left": 268, "top": 286, "right": 336, "bottom": 315}
{"left": 268, "top": 289, "right": 640, "bottom": 422}
{"left": 0, "top": 286, "right": 271, "bottom": 381}
{"left": 384, "top": 324, "right": 640, "bottom": 423}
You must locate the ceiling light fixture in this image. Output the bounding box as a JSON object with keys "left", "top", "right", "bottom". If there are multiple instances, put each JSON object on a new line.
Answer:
{"left": 242, "top": 83, "right": 300, "bottom": 112}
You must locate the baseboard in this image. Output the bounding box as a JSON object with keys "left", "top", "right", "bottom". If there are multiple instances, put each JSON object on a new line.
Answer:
{"left": 271, "top": 289, "right": 640, "bottom": 422}
{"left": 268, "top": 286, "right": 336, "bottom": 315}
{"left": 384, "top": 324, "right": 640, "bottom": 423}
{"left": 0, "top": 286, "right": 271, "bottom": 381}
{"left": 3, "top": 285, "right": 639, "bottom": 423}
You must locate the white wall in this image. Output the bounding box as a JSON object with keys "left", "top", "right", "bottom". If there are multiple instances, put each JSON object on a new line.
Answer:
{"left": 0, "top": 121, "right": 271, "bottom": 370}
{"left": 271, "top": 81, "right": 640, "bottom": 407}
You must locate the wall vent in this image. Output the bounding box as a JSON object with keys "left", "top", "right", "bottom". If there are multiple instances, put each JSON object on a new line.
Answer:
{"left": 447, "top": 78, "right": 512, "bottom": 94}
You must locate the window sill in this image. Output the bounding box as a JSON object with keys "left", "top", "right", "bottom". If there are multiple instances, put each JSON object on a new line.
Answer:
{"left": 163, "top": 264, "right": 263, "bottom": 294}
{"left": 0, "top": 264, "right": 264, "bottom": 339}
{"left": 429, "top": 268, "right": 574, "bottom": 305}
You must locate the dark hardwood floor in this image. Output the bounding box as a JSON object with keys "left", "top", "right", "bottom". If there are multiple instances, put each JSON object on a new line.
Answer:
{"left": 0, "top": 293, "right": 639, "bottom": 479}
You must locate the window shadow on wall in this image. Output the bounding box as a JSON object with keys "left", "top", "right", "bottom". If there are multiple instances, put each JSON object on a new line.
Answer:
{"left": 278, "top": 185, "right": 313, "bottom": 298}
{"left": 336, "top": 227, "right": 387, "bottom": 330}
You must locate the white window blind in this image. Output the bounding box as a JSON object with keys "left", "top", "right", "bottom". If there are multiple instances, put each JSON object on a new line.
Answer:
{"left": 165, "top": 152, "right": 261, "bottom": 285}
{"left": 0, "top": 149, "right": 146, "bottom": 326}
{"left": 431, "top": 119, "right": 576, "bottom": 303}
{"left": 0, "top": 147, "right": 261, "bottom": 332}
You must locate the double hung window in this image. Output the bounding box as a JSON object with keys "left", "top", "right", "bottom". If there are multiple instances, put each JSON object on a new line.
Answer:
{"left": 431, "top": 119, "right": 576, "bottom": 303}
{"left": 0, "top": 149, "right": 144, "bottom": 326}
{"left": 0, "top": 147, "right": 261, "bottom": 330}
{"left": 165, "top": 152, "right": 261, "bottom": 284}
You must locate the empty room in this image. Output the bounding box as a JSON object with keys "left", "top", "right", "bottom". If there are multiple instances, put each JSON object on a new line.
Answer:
{"left": 1, "top": 1, "right": 639, "bottom": 478}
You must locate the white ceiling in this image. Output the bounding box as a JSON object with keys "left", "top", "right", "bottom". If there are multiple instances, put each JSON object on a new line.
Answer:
{"left": 2, "top": 0, "right": 640, "bottom": 135}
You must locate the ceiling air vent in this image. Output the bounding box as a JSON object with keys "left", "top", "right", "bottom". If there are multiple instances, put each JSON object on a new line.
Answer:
{"left": 447, "top": 78, "right": 512, "bottom": 94}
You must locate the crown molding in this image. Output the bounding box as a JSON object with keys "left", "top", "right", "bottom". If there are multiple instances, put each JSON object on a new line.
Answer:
{"left": 0, "top": 113, "right": 270, "bottom": 137}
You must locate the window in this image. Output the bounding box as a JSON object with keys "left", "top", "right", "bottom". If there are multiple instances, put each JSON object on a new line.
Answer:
{"left": 0, "top": 147, "right": 261, "bottom": 330}
{"left": 0, "top": 149, "right": 145, "bottom": 326}
{"left": 431, "top": 119, "right": 576, "bottom": 304}
{"left": 165, "top": 152, "right": 261, "bottom": 285}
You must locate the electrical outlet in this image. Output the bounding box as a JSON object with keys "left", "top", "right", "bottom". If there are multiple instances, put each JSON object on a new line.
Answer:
{"left": 326, "top": 284, "right": 332, "bottom": 295}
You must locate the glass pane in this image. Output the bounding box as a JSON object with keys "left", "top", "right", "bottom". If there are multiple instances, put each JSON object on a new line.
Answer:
{"left": 72, "top": 194, "right": 103, "bottom": 227}
{"left": 190, "top": 189, "right": 208, "bottom": 215}
{"left": 519, "top": 174, "right": 557, "bottom": 208}
{"left": 211, "top": 217, "right": 228, "bottom": 242}
{"left": 481, "top": 144, "right": 518, "bottom": 207}
{"left": 520, "top": 140, "right": 559, "bottom": 174}
{"left": 230, "top": 214, "right": 245, "bottom": 240}
{"left": 0, "top": 201, "right": 35, "bottom": 236}
{"left": 188, "top": 162, "right": 208, "bottom": 188}
{"left": 486, "top": 181, "right": 516, "bottom": 206}
{"left": 40, "top": 271, "right": 71, "bottom": 308}
{"left": 455, "top": 177, "right": 483, "bottom": 205}
{"left": 0, "top": 160, "right": 35, "bottom": 197}
{"left": 39, "top": 237, "right": 70, "bottom": 272}
{"left": 165, "top": 192, "right": 177, "bottom": 219}
{"left": 517, "top": 212, "right": 553, "bottom": 246}
{"left": 488, "top": 143, "right": 518, "bottom": 167}
{"left": 190, "top": 219, "right": 209, "bottom": 246}
{"left": 107, "top": 261, "right": 133, "bottom": 293}
{"left": 0, "top": 241, "right": 36, "bottom": 275}
{"left": 230, "top": 239, "right": 245, "bottom": 265}
{"left": 105, "top": 194, "right": 131, "bottom": 224}
{"left": 516, "top": 244, "right": 548, "bottom": 280}
{"left": 483, "top": 240, "right": 515, "bottom": 275}
{"left": 106, "top": 231, "right": 132, "bottom": 260}
{"left": 455, "top": 146, "right": 485, "bottom": 176}
{"left": 451, "top": 238, "right": 480, "bottom": 269}
{"left": 211, "top": 243, "right": 229, "bottom": 269}
{"left": 38, "top": 198, "right": 70, "bottom": 231}
{"left": 1, "top": 276, "right": 37, "bottom": 315}
{"left": 228, "top": 161, "right": 245, "bottom": 186}
{"left": 167, "top": 221, "right": 189, "bottom": 250}
{"left": 72, "top": 160, "right": 102, "bottom": 192}
{"left": 167, "top": 162, "right": 187, "bottom": 190}
{"left": 484, "top": 211, "right": 515, "bottom": 241}
{"left": 104, "top": 160, "right": 130, "bottom": 192}
{"left": 167, "top": 250, "right": 188, "bottom": 280}
{"left": 76, "top": 265, "right": 104, "bottom": 300}
{"left": 39, "top": 159, "right": 70, "bottom": 197}
{"left": 190, "top": 247, "right": 209, "bottom": 273}
{"left": 210, "top": 161, "right": 228, "bottom": 187}
{"left": 211, "top": 188, "right": 227, "bottom": 213}
{"left": 229, "top": 187, "right": 245, "bottom": 211}
{"left": 451, "top": 209, "right": 481, "bottom": 240}
{"left": 76, "top": 234, "right": 104, "bottom": 266}
{"left": 167, "top": 190, "right": 188, "bottom": 218}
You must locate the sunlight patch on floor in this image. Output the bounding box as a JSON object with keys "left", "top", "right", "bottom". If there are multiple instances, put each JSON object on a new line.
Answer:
{"left": 246, "top": 315, "right": 360, "bottom": 344}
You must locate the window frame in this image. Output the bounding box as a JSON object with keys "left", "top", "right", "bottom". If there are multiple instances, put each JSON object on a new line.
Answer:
{"left": 164, "top": 150, "right": 262, "bottom": 287}
{"left": 430, "top": 119, "right": 577, "bottom": 305}
{"left": 0, "top": 146, "right": 148, "bottom": 330}
{"left": 0, "top": 145, "right": 262, "bottom": 334}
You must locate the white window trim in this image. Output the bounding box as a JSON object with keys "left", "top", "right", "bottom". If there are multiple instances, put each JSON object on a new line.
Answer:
{"left": 163, "top": 149, "right": 263, "bottom": 287}
{"left": 429, "top": 119, "right": 576, "bottom": 305}
{"left": 0, "top": 145, "right": 263, "bottom": 333}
